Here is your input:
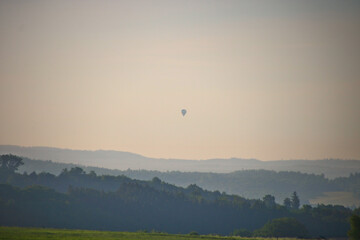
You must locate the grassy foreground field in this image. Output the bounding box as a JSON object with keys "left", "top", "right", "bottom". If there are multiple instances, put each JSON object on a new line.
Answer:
{"left": 0, "top": 226, "right": 307, "bottom": 240}
{"left": 0, "top": 227, "right": 247, "bottom": 240}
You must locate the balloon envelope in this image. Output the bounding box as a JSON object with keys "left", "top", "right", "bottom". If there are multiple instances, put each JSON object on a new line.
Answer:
{"left": 181, "top": 109, "right": 187, "bottom": 116}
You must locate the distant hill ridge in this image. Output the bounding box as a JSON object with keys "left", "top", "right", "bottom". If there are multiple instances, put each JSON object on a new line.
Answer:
{"left": 11, "top": 157, "right": 360, "bottom": 207}
{"left": 1, "top": 145, "right": 360, "bottom": 178}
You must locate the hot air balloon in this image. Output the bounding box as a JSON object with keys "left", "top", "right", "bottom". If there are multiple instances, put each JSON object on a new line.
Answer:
{"left": 181, "top": 109, "right": 187, "bottom": 116}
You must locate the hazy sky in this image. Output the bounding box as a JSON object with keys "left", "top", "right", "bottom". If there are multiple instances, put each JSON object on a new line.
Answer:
{"left": 1, "top": 0, "right": 360, "bottom": 160}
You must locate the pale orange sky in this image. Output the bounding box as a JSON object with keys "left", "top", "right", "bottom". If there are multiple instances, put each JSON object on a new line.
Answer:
{"left": 1, "top": 0, "right": 360, "bottom": 160}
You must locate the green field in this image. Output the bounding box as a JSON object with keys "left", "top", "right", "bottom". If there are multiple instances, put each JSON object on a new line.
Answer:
{"left": 0, "top": 227, "right": 306, "bottom": 240}
{"left": 0, "top": 227, "right": 243, "bottom": 240}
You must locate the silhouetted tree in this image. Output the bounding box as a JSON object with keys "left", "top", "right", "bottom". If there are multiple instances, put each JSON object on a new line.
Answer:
{"left": 89, "top": 171, "right": 97, "bottom": 177}
{"left": 263, "top": 194, "right": 276, "bottom": 208}
{"left": 283, "top": 197, "right": 291, "bottom": 209}
{"left": 291, "top": 191, "right": 300, "bottom": 209}
{"left": 68, "top": 167, "right": 86, "bottom": 175}
{"left": 0, "top": 154, "right": 23, "bottom": 173}
{"left": 152, "top": 177, "right": 161, "bottom": 184}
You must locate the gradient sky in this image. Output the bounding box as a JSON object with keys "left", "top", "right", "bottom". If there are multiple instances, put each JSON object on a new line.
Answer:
{"left": 1, "top": 0, "right": 360, "bottom": 160}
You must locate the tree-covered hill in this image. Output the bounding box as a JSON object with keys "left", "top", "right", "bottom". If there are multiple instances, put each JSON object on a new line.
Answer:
{"left": 0, "top": 156, "right": 355, "bottom": 238}
{"left": 120, "top": 169, "right": 360, "bottom": 206}
{"left": 14, "top": 157, "right": 360, "bottom": 206}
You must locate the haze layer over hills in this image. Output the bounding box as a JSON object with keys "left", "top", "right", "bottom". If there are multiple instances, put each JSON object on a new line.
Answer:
{"left": 1, "top": 145, "right": 360, "bottom": 178}
{"left": 12, "top": 157, "right": 360, "bottom": 207}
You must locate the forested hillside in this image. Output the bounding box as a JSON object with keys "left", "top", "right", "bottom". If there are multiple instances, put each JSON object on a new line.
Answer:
{"left": 16, "top": 157, "right": 360, "bottom": 206}
{"left": 0, "top": 157, "right": 356, "bottom": 238}
{"left": 121, "top": 169, "right": 360, "bottom": 206}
